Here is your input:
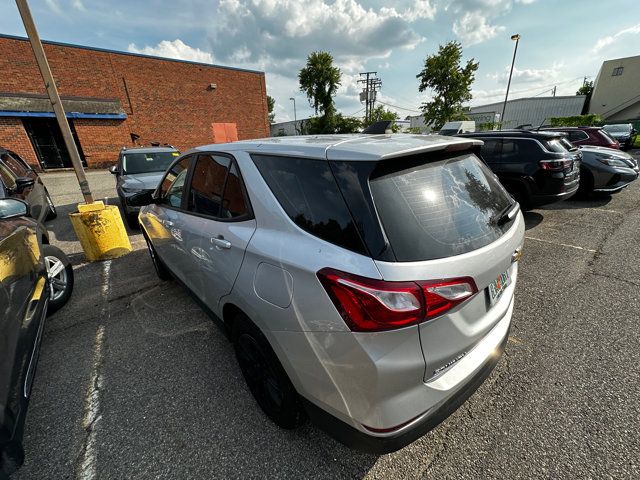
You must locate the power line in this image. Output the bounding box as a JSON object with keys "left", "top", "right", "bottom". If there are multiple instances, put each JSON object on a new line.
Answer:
{"left": 475, "top": 76, "right": 585, "bottom": 101}
{"left": 377, "top": 101, "right": 422, "bottom": 113}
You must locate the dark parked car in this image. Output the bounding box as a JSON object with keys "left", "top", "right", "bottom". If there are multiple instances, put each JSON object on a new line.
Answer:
{"left": 556, "top": 137, "right": 639, "bottom": 194}
{"left": 110, "top": 145, "right": 180, "bottom": 228}
{"left": 540, "top": 126, "right": 620, "bottom": 150}
{"left": 459, "top": 131, "right": 580, "bottom": 208}
{"left": 602, "top": 124, "right": 636, "bottom": 150}
{"left": 0, "top": 148, "right": 57, "bottom": 224}
{"left": 0, "top": 198, "right": 73, "bottom": 477}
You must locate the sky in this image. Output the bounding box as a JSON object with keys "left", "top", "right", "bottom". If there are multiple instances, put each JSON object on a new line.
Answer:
{"left": 1, "top": 0, "right": 639, "bottom": 123}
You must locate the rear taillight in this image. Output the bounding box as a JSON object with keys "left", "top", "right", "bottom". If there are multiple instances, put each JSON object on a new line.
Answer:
{"left": 539, "top": 159, "right": 572, "bottom": 171}
{"left": 317, "top": 268, "right": 478, "bottom": 332}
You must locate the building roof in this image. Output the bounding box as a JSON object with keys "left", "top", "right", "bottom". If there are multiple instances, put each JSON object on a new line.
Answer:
{"left": 193, "top": 134, "right": 483, "bottom": 161}
{"left": 0, "top": 33, "right": 264, "bottom": 76}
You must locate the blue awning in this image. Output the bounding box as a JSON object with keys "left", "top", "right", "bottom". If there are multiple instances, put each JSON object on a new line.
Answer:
{"left": 0, "top": 110, "right": 127, "bottom": 120}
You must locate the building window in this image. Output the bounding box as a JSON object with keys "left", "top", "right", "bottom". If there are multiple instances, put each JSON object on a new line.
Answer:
{"left": 612, "top": 66, "right": 624, "bottom": 76}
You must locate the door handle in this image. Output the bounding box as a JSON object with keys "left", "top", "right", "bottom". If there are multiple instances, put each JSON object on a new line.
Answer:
{"left": 163, "top": 220, "right": 174, "bottom": 227}
{"left": 211, "top": 236, "right": 231, "bottom": 250}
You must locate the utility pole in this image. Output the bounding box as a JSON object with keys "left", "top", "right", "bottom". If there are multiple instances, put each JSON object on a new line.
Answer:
{"left": 15, "top": 0, "right": 93, "bottom": 203}
{"left": 552, "top": 86, "right": 556, "bottom": 97}
{"left": 358, "top": 72, "right": 382, "bottom": 124}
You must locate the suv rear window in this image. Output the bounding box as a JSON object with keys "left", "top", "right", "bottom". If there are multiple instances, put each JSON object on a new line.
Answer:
{"left": 252, "top": 155, "right": 367, "bottom": 255}
{"left": 369, "top": 153, "right": 514, "bottom": 262}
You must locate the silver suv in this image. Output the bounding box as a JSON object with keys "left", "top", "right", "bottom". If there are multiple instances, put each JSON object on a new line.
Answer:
{"left": 138, "top": 135, "right": 525, "bottom": 453}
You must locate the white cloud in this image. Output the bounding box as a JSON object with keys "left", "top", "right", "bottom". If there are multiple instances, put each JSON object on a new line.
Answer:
{"left": 592, "top": 23, "right": 640, "bottom": 53}
{"left": 445, "top": 0, "right": 534, "bottom": 46}
{"left": 45, "top": 0, "right": 63, "bottom": 15}
{"left": 453, "top": 12, "right": 505, "bottom": 46}
{"left": 488, "top": 64, "right": 563, "bottom": 84}
{"left": 72, "top": 0, "right": 86, "bottom": 11}
{"left": 127, "top": 39, "right": 215, "bottom": 64}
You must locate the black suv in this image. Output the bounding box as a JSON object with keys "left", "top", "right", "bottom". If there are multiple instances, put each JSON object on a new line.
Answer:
{"left": 458, "top": 131, "right": 581, "bottom": 208}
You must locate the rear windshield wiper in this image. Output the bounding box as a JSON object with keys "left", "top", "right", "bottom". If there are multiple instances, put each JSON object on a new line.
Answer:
{"left": 491, "top": 202, "right": 520, "bottom": 226}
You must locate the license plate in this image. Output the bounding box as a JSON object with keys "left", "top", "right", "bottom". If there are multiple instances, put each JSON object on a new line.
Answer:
{"left": 488, "top": 270, "right": 510, "bottom": 305}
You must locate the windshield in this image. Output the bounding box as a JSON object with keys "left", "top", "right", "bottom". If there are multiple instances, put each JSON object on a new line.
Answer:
{"left": 122, "top": 151, "right": 179, "bottom": 174}
{"left": 438, "top": 129, "right": 459, "bottom": 136}
{"left": 603, "top": 125, "right": 629, "bottom": 133}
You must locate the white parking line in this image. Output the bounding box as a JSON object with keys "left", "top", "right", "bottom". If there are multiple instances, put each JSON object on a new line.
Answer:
{"left": 525, "top": 236, "right": 598, "bottom": 253}
{"left": 77, "top": 260, "right": 111, "bottom": 480}
{"left": 77, "top": 325, "right": 104, "bottom": 480}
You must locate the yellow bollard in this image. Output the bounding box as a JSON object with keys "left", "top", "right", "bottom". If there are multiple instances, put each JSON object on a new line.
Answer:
{"left": 69, "top": 201, "right": 132, "bottom": 262}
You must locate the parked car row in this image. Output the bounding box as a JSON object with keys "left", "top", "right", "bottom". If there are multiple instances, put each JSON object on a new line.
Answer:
{"left": 0, "top": 148, "right": 74, "bottom": 477}
{"left": 459, "top": 128, "right": 638, "bottom": 208}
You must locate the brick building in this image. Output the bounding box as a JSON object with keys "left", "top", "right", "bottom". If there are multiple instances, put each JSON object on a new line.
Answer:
{"left": 0, "top": 34, "right": 269, "bottom": 169}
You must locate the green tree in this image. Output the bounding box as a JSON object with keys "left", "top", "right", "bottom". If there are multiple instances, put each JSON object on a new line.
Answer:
{"left": 363, "top": 105, "right": 399, "bottom": 131}
{"left": 298, "top": 51, "right": 341, "bottom": 117}
{"left": 416, "top": 41, "right": 479, "bottom": 130}
{"left": 302, "top": 113, "right": 361, "bottom": 134}
{"left": 267, "top": 95, "right": 276, "bottom": 124}
{"left": 576, "top": 80, "right": 593, "bottom": 114}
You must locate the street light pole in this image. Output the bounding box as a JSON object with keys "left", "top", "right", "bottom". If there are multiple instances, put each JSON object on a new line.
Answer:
{"left": 15, "top": 0, "right": 93, "bottom": 203}
{"left": 500, "top": 33, "right": 520, "bottom": 131}
{"left": 289, "top": 97, "right": 297, "bottom": 134}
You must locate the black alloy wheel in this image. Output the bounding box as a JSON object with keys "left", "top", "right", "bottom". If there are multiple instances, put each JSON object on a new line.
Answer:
{"left": 233, "top": 316, "right": 305, "bottom": 429}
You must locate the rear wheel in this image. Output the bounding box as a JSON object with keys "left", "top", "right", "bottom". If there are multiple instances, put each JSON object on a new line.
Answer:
{"left": 43, "top": 244, "right": 74, "bottom": 314}
{"left": 233, "top": 315, "right": 305, "bottom": 429}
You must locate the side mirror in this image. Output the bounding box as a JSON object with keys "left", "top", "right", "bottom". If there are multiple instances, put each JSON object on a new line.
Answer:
{"left": 109, "top": 165, "right": 119, "bottom": 174}
{"left": 127, "top": 190, "right": 155, "bottom": 207}
{"left": 0, "top": 198, "right": 29, "bottom": 219}
{"left": 14, "top": 176, "right": 35, "bottom": 193}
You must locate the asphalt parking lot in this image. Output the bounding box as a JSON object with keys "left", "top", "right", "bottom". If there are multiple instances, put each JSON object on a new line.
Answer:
{"left": 13, "top": 158, "right": 640, "bottom": 479}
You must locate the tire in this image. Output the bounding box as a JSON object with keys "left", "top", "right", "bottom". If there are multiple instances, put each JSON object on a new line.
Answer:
{"left": 143, "top": 232, "right": 171, "bottom": 281}
{"left": 125, "top": 212, "right": 139, "bottom": 229}
{"left": 42, "top": 244, "right": 74, "bottom": 315}
{"left": 233, "top": 315, "right": 305, "bottom": 429}
{"left": 0, "top": 440, "right": 24, "bottom": 477}
{"left": 577, "top": 168, "right": 594, "bottom": 198}
{"left": 45, "top": 190, "right": 57, "bottom": 220}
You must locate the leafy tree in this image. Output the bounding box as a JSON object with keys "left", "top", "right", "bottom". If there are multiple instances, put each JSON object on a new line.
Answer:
{"left": 267, "top": 95, "right": 276, "bottom": 124}
{"left": 549, "top": 114, "right": 602, "bottom": 127}
{"left": 416, "top": 41, "right": 479, "bottom": 130}
{"left": 302, "top": 113, "right": 361, "bottom": 134}
{"left": 576, "top": 80, "right": 593, "bottom": 114}
{"left": 363, "top": 105, "right": 399, "bottom": 130}
{"left": 299, "top": 51, "right": 341, "bottom": 117}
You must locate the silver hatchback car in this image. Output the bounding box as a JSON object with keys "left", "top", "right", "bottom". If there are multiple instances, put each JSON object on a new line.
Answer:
{"left": 138, "top": 135, "right": 525, "bottom": 453}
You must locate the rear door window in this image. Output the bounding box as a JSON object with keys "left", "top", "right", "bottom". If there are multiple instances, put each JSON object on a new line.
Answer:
{"left": 188, "top": 154, "right": 229, "bottom": 217}
{"left": 369, "top": 153, "right": 514, "bottom": 261}
{"left": 252, "top": 155, "right": 367, "bottom": 255}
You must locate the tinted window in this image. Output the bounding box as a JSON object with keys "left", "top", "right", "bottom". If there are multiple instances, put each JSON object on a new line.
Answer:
{"left": 369, "top": 153, "right": 514, "bottom": 262}
{"left": 598, "top": 130, "right": 617, "bottom": 143}
{"left": 122, "top": 151, "right": 180, "bottom": 174}
{"left": 221, "top": 162, "right": 250, "bottom": 219}
{"left": 159, "top": 157, "right": 190, "bottom": 208}
{"left": 568, "top": 131, "right": 588, "bottom": 141}
{"left": 0, "top": 162, "right": 17, "bottom": 190}
{"left": 1, "top": 153, "right": 29, "bottom": 177}
{"left": 188, "top": 154, "right": 229, "bottom": 217}
{"left": 544, "top": 139, "right": 567, "bottom": 153}
{"left": 252, "top": 155, "right": 366, "bottom": 255}
{"left": 479, "top": 139, "right": 501, "bottom": 160}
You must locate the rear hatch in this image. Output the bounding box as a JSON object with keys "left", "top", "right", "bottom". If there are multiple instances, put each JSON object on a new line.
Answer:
{"left": 543, "top": 138, "right": 580, "bottom": 192}
{"left": 331, "top": 149, "right": 525, "bottom": 382}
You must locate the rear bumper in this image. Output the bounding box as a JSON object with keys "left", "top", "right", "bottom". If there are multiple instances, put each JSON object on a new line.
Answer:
{"left": 303, "top": 321, "right": 509, "bottom": 454}
{"left": 531, "top": 183, "right": 578, "bottom": 206}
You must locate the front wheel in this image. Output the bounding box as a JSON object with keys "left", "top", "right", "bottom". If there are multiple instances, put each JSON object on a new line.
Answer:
{"left": 43, "top": 244, "right": 74, "bottom": 315}
{"left": 143, "top": 233, "right": 171, "bottom": 281}
{"left": 233, "top": 315, "right": 305, "bottom": 429}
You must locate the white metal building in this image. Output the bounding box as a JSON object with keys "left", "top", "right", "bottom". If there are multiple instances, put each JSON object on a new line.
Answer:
{"left": 408, "top": 95, "right": 586, "bottom": 132}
